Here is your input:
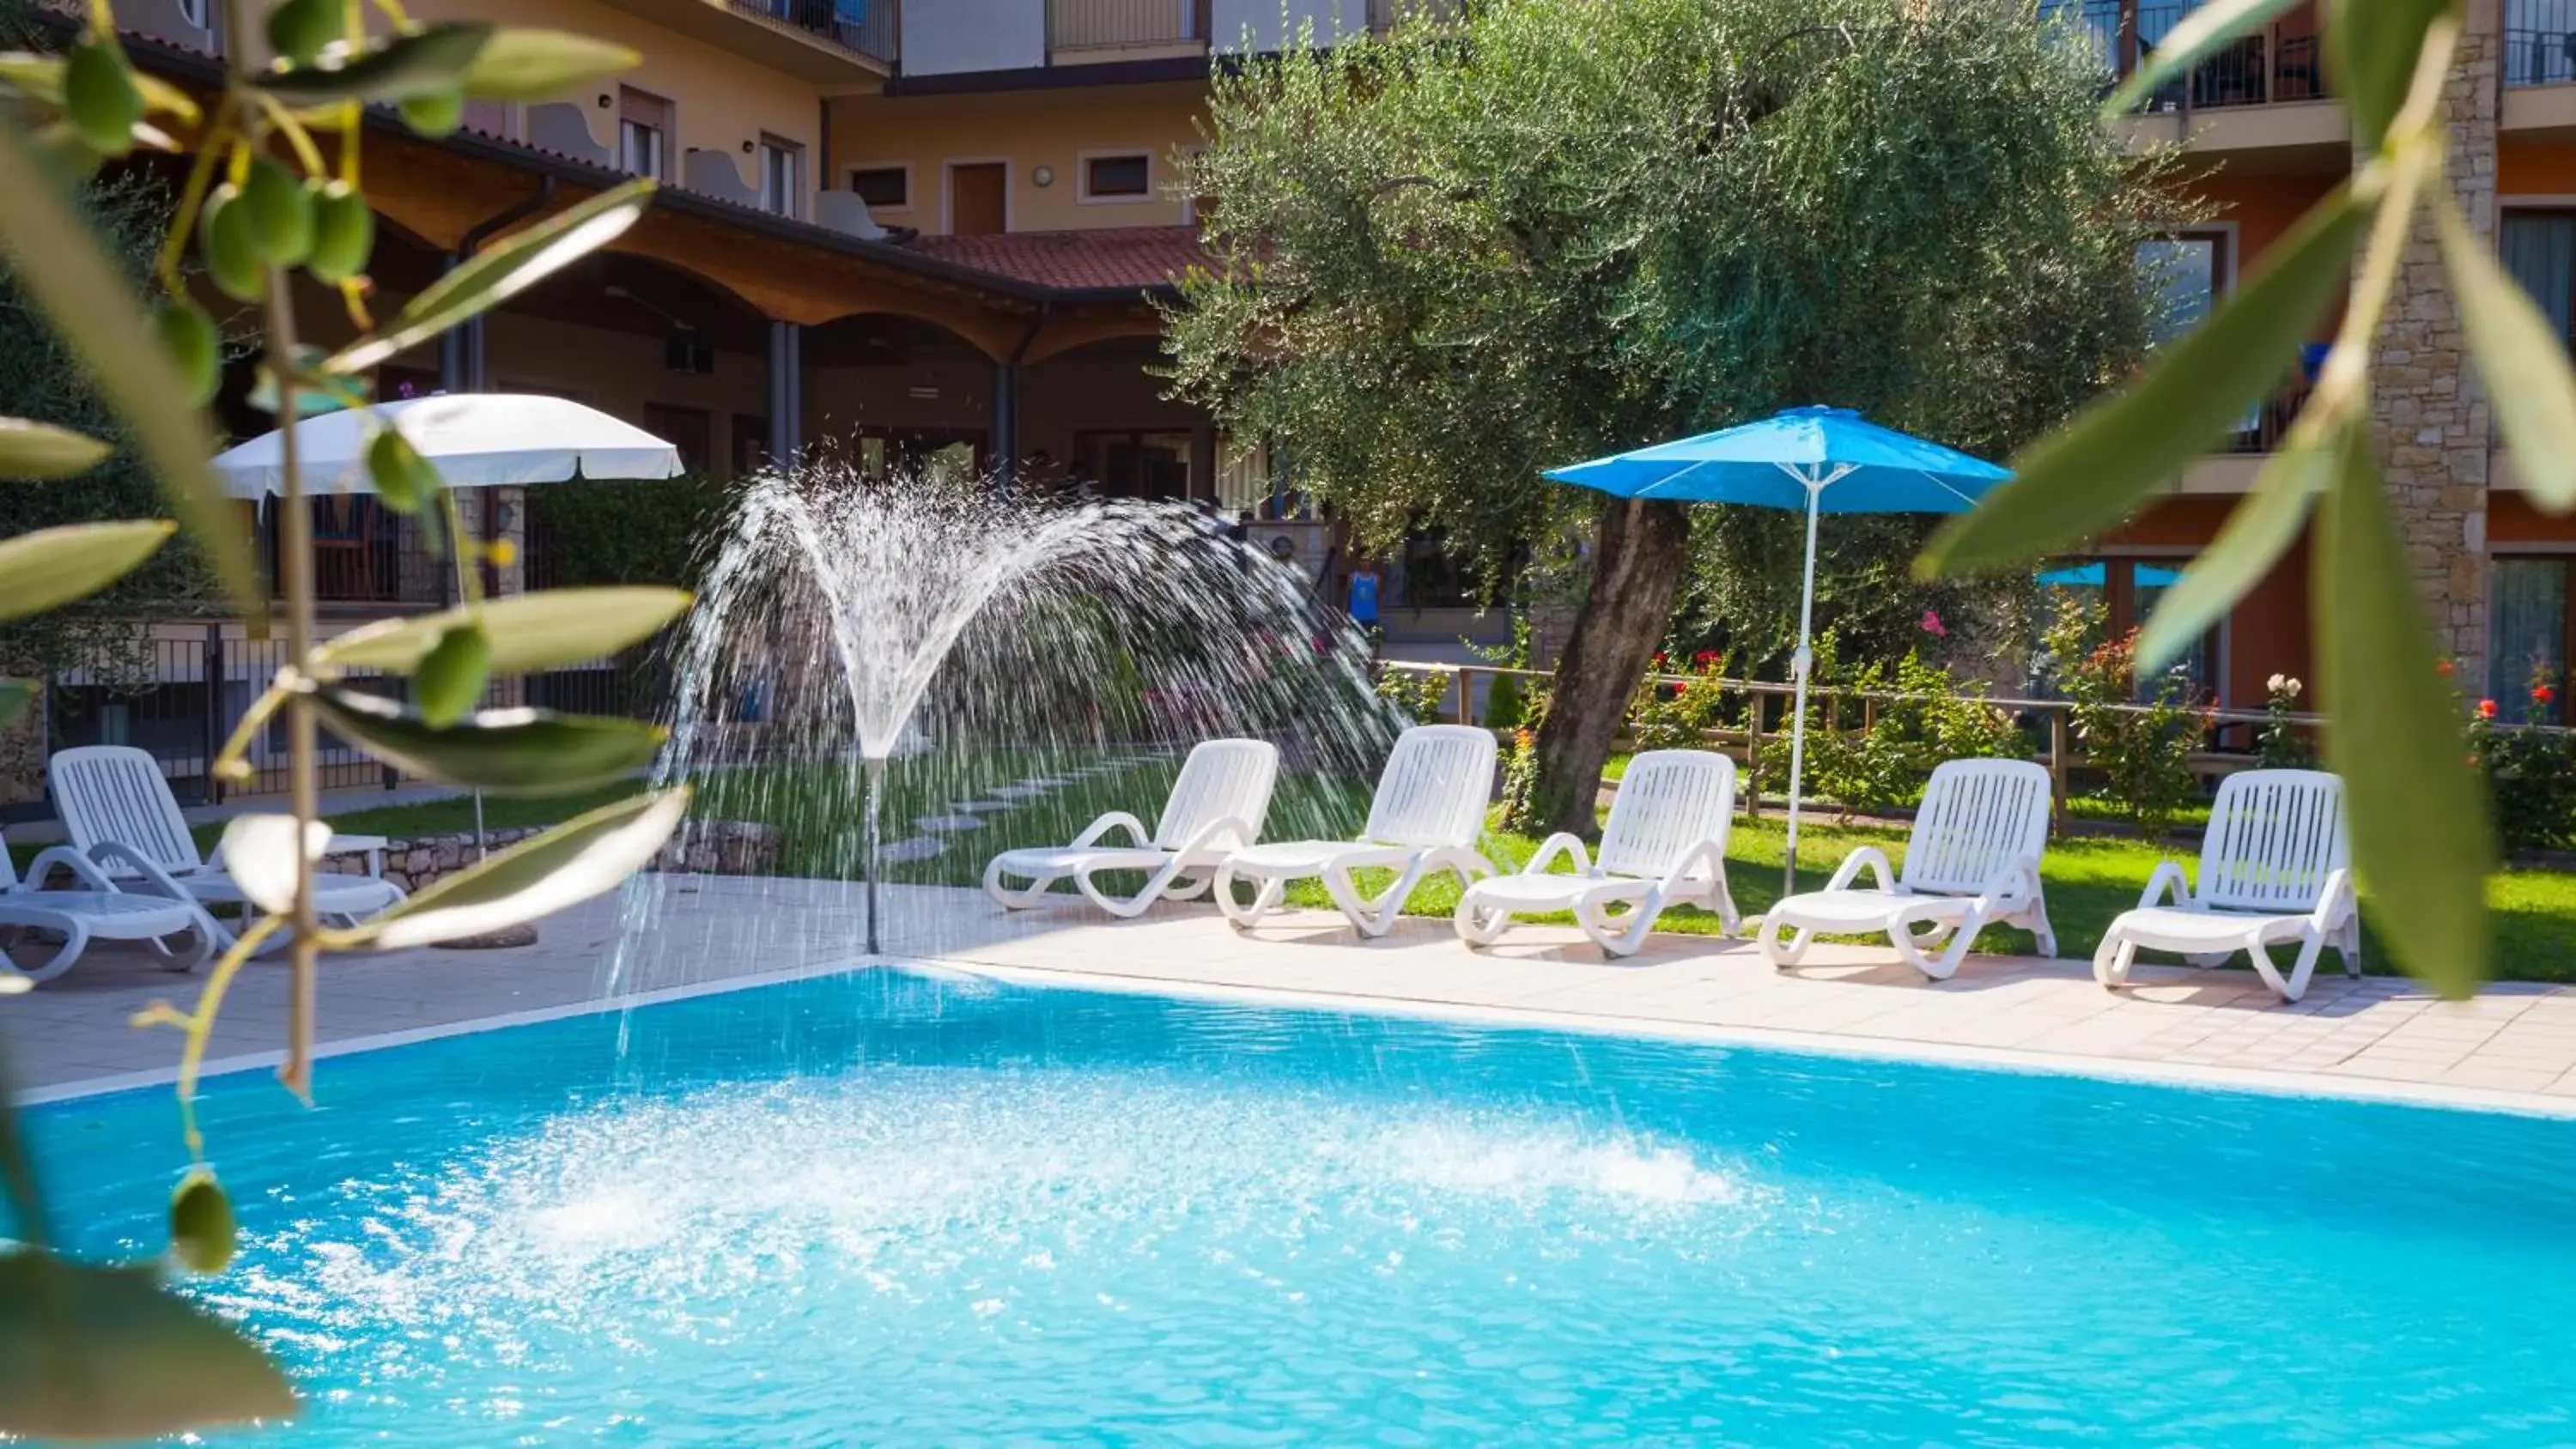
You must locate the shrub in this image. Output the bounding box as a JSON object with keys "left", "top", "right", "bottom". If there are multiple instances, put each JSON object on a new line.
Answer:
{"left": 2474, "top": 683, "right": 2574, "bottom": 853}
{"left": 2039, "top": 596, "right": 2208, "bottom": 837}
{"left": 1497, "top": 724, "right": 1544, "bottom": 831}
{"left": 1374, "top": 664, "right": 1453, "bottom": 724}
{"left": 1626, "top": 650, "right": 1732, "bottom": 752}
{"left": 1759, "top": 645, "right": 2023, "bottom": 820}
{"left": 2255, "top": 672, "right": 2313, "bottom": 769}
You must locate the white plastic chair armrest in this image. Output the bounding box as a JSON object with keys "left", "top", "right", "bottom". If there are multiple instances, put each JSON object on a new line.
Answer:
{"left": 1658, "top": 839, "right": 1726, "bottom": 894}
{"left": 1978, "top": 854, "right": 2043, "bottom": 910}
{"left": 24, "top": 845, "right": 118, "bottom": 893}
{"left": 2136, "top": 860, "right": 2195, "bottom": 911}
{"left": 1170, "top": 815, "right": 1256, "bottom": 859}
{"left": 2311, "top": 866, "right": 2356, "bottom": 932}
{"left": 1523, "top": 832, "right": 1591, "bottom": 876}
{"left": 1071, "top": 811, "right": 1152, "bottom": 850}
{"left": 1826, "top": 846, "right": 1896, "bottom": 894}
{"left": 83, "top": 841, "right": 199, "bottom": 902}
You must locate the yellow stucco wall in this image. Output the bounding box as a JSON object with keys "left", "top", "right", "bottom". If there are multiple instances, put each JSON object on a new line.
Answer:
{"left": 391, "top": 0, "right": 825, "bottom": 205}
{"left": 828, "top": 82, "right": 1206, "bottom": 233}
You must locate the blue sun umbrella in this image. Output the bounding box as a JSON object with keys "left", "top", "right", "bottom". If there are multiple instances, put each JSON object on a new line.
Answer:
{"left": 1546, "top": 406, "right": 2013, "bottom": 893}
{"left": 2038, "top": 562, "right": 2183, "bottom": 588}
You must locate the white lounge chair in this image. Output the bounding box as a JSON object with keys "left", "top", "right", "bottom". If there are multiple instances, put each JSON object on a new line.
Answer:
{"left": 1455, "top": 749, "right": 1741, "bottom": 956}
{"left": 47, "top": 746, "right": 404, "bottom": 946}
{"left": 1217, "top": 724, "right": 1498, "bottom": 937}
{"left": 0, "top": 828, "right": 223, "bottom": 983}
{"left": 1760, "top": 757, "right": 2057, "bottom": 979}
{"left": 2093, "top": 768, "right": 2358, "bottom": 1003}
{"left": 983, "top": 738, "right": 1280, "bottom": 919}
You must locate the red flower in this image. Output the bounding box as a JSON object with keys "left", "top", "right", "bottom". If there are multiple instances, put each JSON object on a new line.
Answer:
{"left": 2437, "top": 659, "right": 2457, "bottom": 676}
{"left": 1919, "top": 609, "right": 1947, "bottom": 639}
{"left": 2537, "top": 684, "right": 2558, "bottom": 706}
{"left": 2478, "top": 698, "right": 2499, "bottom": 719}
{"left": 1693, "top": 650, "right": 1719, "bottom": 668}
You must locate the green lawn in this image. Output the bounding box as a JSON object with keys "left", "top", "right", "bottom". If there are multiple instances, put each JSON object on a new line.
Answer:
{"left": 44, "top": 751, "right": 2576, "bottom": 985}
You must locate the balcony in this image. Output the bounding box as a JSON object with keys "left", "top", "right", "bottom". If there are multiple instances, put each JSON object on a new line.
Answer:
{"left": 2050, "top": 0, "right": 2329, "bottom": 112}
{"left": 726, "top": 0, "right": 899, "bottom": 69}
{"left": 2507, "top": 0, "right": 2576, "bottom": 88}
{"left": 1048, "top": 0, "right": 1207, "bottom": 57}
{"left": 594, "top": 0, "right": 895, "bottom": 82}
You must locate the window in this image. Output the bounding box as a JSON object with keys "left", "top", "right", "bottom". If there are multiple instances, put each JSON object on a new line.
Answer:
{"left": 848, "top": 166, "right": 908, "bottom": 210}
{"left": 2493, "top": 557, "right": 2573, "bottom": 724}
{"left": 1082, "top": 152, "right": 1151, "bottom": 201}
{"left": 642, "top": 403, "right": 711, "bottom": 475}
{"left": 618, "top": 87, "right": 670, "bottom": 180}
{"left": 1074, "top": 430, "right": 1191, "bottom": 500}
{"left": 2504, "top": 210, "right": 2576, "bottom": 349}
{"left": 759, "top": 135, "right": 803, "bottom": 219}
{"left": 2136, "top": 232, "right": 2227, "bottom": 346}
{"left": 2039, "top": 558, "right": 2219, "bottom": 704}
{"left": 2507, "top": 0, "right": 2576, "bottom": 88}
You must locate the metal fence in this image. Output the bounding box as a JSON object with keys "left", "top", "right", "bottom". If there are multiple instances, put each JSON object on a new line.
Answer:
{"left": 3, "top": 625, "right": 659, "bottom": 823}
{"left": 2051, "top": 0, "right": 2328, "bottom": 111}
{"left": 728, "top": 0, "right": 900, "bottom": 65}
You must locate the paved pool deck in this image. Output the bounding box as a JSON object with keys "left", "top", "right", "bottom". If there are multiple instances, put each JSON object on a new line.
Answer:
{"left": 11, "top": 874, "right": 2576, "bottom": 1116}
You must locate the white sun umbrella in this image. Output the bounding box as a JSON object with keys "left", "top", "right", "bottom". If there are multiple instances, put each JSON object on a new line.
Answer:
{"left": 215, "top": 393, "right": 684, "bottom": 857}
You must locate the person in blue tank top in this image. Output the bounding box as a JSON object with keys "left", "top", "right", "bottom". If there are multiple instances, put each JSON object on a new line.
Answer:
{"left": 1347, "top": 558, "right": 1382, "bottom": 646}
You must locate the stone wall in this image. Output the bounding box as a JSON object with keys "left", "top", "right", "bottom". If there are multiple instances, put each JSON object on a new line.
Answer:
{"left": 2368, "top": 2, "right": 2500, "bottom": 688}
{"left": 320, "top": 819, "right": 781, "bottom": 894}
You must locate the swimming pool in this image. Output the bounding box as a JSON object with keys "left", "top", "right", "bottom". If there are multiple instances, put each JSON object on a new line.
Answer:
{"left": 27, "top": 966, "right": 2576, "bottom": 1446}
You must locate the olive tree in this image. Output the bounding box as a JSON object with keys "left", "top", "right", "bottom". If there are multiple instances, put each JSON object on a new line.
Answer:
{"left": 1168, "top": 0, "right": 2174, "bottom": 835}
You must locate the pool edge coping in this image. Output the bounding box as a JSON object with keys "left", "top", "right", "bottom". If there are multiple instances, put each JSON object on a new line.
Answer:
{"left": 24, "top": 948, "right": 2576, "bottom": 1122}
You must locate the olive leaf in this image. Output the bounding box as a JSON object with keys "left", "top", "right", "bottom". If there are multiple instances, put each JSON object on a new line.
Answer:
{"left": 307, "top": 687, "right": 665, "bottom": 795}
{"left": 326, "top": 179, "right": 655, "bottom": 375}
{"left": 347, "top": 788, "right": 690, "bottom": 949}
{"left": 0, "top": 52, "right": 200, "bottom": 123}
{"left": 2105, "top": 0, "right": 2310, "bottom": 115}
{"left": 2324, "top": 0, "right": 2453, "bottom": 149}
{"left": 0, "top": 120, "right": 260, "bottom": 616}
{"left": 2438, "top": 199, "right": 2576, "bottom": 511}
{"left": 315, "top": 587, "right": 693, "bottom": 675}
{"left": 0, "top": 1251, "right": 297, "bottom": 1440}
{"left": 2134, "top": 432, "right": 2333, "bottom": 673}
{"left": 1918, "top": 183, "right": 2364, "bottom": 578}
{"left": 0, "top": 520, "right": 174, "bottom": 621}
{"left": 0, "top": 417, "right": 109, "bottom": 478}
{"left": 2316, "top": 427, "right": 2490, "bottom": 999}
{"left": 459, "top": 30, "right": 641, "bottom": 101}
{"left": 256, "top": 23, "right": 494, "bottom": 105}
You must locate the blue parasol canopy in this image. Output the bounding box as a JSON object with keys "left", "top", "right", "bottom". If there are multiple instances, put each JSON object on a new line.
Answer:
{"left": 1542, "top": 406, "right": 2012, "bottom": 512}
{"left": 1545, "top": 405, "right": 2013, "bottom": 894}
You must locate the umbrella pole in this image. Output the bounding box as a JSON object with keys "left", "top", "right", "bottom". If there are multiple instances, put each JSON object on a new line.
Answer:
{"left": 1783, "top": 477, "right": 1822, "bottom": 902}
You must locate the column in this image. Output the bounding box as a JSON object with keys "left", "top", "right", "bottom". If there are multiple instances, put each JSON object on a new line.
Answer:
{"left": 993, "top": 358, "right": 1018, "bottom": 491}
{"left": 1190, "top": 426, "right": 1217, "bottom": 505}
{"left": 2366, "top": 1, "right": 2499, "bottom": 687}
{"left": 768, "top": 321, "right": 802, "bottom": 464}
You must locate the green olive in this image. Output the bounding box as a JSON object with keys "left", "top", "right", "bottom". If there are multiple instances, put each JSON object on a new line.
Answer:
{"left": 416, "top": 623, "right": 491, "bottom": 727}
{"left": 62, "top": 41, "right": 142, "bottom": 157}
{"left": 155, "top": 297, "right": 222, "bottom": 404}
{"left": 240, "top": 156, "right": 315, "bottom": 267}
{"left": 264, "top": 0, "right": 339, "bottom": 68}
{"left": 199, "top": 185, "right": 264, "bottom": 303}
{"left": 168, "top": 1167, "right": 237, "bottom": 1276}
{"left": 307, "top": 180, "right": 374, "bottom": 283}
{"left": 398, "top": 88, "right": 462, "bottom": 139}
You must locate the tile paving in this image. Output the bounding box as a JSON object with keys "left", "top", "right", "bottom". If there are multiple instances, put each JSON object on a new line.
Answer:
{"left": 7, "top": 874, "right": 2576, "bottom": 1116}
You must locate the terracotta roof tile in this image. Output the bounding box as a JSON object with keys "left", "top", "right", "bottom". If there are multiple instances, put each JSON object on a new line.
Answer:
{"left": 908, "top": 226, "right": 1211, "bottom": 294}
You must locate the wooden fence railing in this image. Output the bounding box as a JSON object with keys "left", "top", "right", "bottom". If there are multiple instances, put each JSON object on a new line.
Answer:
{"left": 1374, "top": 659, "right": 2359, "bottom": 834}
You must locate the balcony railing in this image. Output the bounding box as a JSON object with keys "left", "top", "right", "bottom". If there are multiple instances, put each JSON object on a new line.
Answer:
{"left": 1048, "top": 0, "right": 1206, "bottom": 52}
{"left": 726, "top": 0, "right": 899, "bottom": 67}
{"left": 2048, "top": 0, "right": 2328, "bottom": 111}
{"left": 2223, "top": 379, "right": 2313, "bottom": 455}
{"left": 2508, "top": 0, "right": 2576, "bottom": 88}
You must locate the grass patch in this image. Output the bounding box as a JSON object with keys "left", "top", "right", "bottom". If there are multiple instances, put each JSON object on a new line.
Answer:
{"left": 94, "top": 755, "right": 2576, "bottom": 985}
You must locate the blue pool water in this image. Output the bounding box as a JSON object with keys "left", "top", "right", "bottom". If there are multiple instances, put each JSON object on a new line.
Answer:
{"left": 25, "top": 967, "right": 2576, "bottom": 1446}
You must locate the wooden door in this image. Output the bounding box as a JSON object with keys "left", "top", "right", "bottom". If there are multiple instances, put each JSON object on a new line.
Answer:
{"left": 949, "top": 162, "right": 1006, "bottom": 235}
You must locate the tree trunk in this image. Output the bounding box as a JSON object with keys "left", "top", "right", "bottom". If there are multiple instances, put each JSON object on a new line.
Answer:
{"left": 1528, "top": 498, "right": 1694, "bottom": 837}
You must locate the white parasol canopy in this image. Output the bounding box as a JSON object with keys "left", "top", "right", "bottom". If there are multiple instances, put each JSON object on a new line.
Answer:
{"left": 212, "top": 393, "right": 683, "bottom": 499}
